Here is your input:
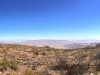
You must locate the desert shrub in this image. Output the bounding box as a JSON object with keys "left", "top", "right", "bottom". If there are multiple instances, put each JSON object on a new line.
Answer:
{"left": 9, "top": 60, "right": 18, "bottom": 70}
{"left": 21, "top": 69, "right": 33, "bottom": 75}
{"left": 40, "top": 51, "right": 45, "bottom": 56}
{"left": 0, "top": 59, "right": 18, "bottom": 71}
{"left": 9, "top": 63, "right": 18, "bottom": 70}
{"left": 49, "top": 56, "right": 67, "bottom": 70}
{"left": 0, "top": 67, "right": 4, "bottom": 72}
{"left": 8, "top": 73, "right": 16, "bottom": 75}
{"left": 0, "top": 59, "right": 9, "bottom": 66}
{"left": 0, "top": 59, "right": 9, "bottom": 72}
{"left": 36, "top": 72, "right": 45, "bottom": 75}
{"left": 21, "top": 69, "right": 45, "bottom": 75}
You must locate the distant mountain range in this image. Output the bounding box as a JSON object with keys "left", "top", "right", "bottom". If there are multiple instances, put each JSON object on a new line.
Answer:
{"left": 0, "top": 39, "right": 100, "bottom": 49}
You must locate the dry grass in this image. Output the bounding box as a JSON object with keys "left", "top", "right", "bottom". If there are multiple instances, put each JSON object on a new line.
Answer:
{"left": 21, "top": 69, "right": 45, "bottom": 75}
{"left": 0, "top": 43, "right": 100, "bottom": 75}
{"left": 0, "top": 59, "right": 18, "bottom": 72}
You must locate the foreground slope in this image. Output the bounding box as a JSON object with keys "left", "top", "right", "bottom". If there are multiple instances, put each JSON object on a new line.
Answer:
{"left": 0, "top": 44, "right": 100, "bottom": 75}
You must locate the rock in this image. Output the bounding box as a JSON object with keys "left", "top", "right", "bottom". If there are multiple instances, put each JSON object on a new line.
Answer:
{"left": 90, "top": 73, "right": 94, "bottom": 75}
{"left": 0, "top": 71, "right": 2, "bottom": 73}
{"left": 31, "top": 65, "right": 36, "bottom": 70}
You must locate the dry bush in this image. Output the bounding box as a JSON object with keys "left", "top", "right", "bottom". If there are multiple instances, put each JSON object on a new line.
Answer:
{"left": 21, "top": 69, "right": 45, "bottom": 75}
{"left": 8, "top": 73, "right": 16, "bottom": 75}
{"left": 0, "top": 59, "right": 18, "bottom": 72}
{"left": 9, "top": 60, "right": 18, "bottom": 70}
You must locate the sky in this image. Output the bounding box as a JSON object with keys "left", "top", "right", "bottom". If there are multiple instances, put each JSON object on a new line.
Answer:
{"left": 0, "top": 0, "right": 100, "bottom": 40}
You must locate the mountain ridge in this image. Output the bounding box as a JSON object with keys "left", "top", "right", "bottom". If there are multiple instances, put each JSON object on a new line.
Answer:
{"left": 0, "top": 39, "right": 100, "bottom": 49}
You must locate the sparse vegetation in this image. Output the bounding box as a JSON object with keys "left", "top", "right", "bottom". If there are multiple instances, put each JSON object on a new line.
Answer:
{"left": 0, "top": 43, "right": 100, "bottom": 75}
{"left": 9, "top": 60, "right": 18, "bottom": 70}
{"left": 21, "top": 69, "right": 44, "bottom": 75}
{"left": 0, "top": 59, "right": 18, "bottom": 72}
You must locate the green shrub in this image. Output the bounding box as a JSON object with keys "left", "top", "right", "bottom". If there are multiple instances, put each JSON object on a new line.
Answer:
{"left": 0, "top": 59, "right": 18, "bottom": 71}
{"left": 0, "top": 59, "right": 9, "bottom": 72}
{"left": 9, "top": 61, "right": 18, "bottom": 70}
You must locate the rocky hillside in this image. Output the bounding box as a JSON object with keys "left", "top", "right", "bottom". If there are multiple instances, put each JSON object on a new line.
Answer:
{"left": 0, "top": 44, "right": 100, "bottom": 75}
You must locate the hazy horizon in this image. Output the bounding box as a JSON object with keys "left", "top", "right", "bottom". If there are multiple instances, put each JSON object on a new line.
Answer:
{"left": 0, "top": 39, "right": 100, "bottom": 41}
{"left": 0, "top": 0, "right": 100, "bottom": 40}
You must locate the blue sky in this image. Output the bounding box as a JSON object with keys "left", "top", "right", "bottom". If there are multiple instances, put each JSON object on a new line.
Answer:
{"left": 0, "top": 0, "right": 100, "bottom": 40}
